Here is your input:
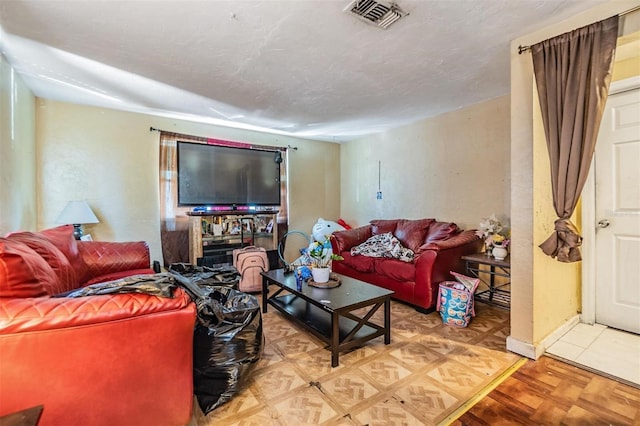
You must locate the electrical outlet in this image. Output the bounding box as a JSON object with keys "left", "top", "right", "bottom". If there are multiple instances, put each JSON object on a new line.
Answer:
{"left": 376, "top": 191, "right": 383, "bottom": 200}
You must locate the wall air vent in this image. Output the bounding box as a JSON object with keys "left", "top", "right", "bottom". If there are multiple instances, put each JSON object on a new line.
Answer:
{"left": 345, "top": 0, "right": 406, "bottom": 29}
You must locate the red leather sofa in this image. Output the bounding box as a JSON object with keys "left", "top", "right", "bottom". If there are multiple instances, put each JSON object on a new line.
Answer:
{"left": 331, "top": 219, "right": 482, "bottom": 312}
{"left": 0, "top": 225, "right": 197, "bottom": 426}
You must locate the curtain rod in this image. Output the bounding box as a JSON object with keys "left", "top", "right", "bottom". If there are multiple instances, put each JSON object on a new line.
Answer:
{"left": 149, "top": 127, "right": 296, "bottom": 151}
{"left": 517, "top": 5, "right": 640, "bottom": 54}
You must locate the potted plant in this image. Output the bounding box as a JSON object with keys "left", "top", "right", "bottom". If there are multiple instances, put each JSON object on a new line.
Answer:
{"left": 308, "top": 238, "right": 343, "bottom": 283}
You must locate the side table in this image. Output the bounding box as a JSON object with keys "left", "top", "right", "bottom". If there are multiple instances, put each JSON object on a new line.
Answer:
{"left": 461, "top": 253, "right": 511, "bottom": 309}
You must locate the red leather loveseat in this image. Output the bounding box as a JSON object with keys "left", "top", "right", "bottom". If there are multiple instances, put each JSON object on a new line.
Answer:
{"left": 331, "top": 219, "right": 482, "bottom": 312}
{"left": 0, "top": 225, "right": 197, "bottom": 426}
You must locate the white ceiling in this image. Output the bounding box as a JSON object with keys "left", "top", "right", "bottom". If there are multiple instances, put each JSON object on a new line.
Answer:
{"left": 0, "top": 0, "right": 609, "bottom": 142}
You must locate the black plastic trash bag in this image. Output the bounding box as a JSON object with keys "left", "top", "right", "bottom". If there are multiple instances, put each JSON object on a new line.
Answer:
{"left": 169, "top": 265, "right": 264, "bottom": 414}
{"left": 54, "top": 273, "right": 176, "bottom": 298}
{"left": 168, "top": 263, "right": 240, "bottom": 289}
{"left": 192, "top": 287, "right": 263, "bottom": 414}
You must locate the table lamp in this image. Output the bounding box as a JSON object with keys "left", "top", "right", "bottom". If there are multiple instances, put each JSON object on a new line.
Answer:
{"left": 56, "top": 200, "right": 99, "bottom": 240}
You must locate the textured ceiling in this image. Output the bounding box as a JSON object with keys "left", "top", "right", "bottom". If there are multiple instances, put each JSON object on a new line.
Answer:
{"left": 0, "top": 0, "right": 609, "bottom": 141}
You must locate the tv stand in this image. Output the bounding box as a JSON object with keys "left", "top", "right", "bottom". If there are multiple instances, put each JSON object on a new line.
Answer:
{"left": 187, "top": 211, "right": 278, "bottom": 266}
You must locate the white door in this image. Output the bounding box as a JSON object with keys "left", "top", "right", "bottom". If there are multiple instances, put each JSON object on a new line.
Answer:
{"left": 595, "top": 86, "right": 640, "bottom": 334}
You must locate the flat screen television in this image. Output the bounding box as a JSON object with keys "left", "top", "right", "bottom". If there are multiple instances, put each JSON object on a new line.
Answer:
{"left": 177, "top": 141, "right": 281, "bottom": 207}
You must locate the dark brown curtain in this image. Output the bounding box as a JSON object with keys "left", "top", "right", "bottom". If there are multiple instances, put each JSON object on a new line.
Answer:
{"left": 532, "top": 15, "right": 618, "bottom": 263}
{"left": 158, "top": 130, "right": 288, "bottom": 266}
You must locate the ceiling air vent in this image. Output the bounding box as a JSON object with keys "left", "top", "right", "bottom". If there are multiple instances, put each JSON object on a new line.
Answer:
{"left": 345, "top": 0, "right": 406, "bottom": 29}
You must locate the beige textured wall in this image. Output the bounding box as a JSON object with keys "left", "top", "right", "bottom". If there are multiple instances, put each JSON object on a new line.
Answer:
{"left": 35, "top": 100, "right": 340, "bottom": 263}
{"left": 340, "top": 95, "right": 510, "bottom": 231}
{"left": 613, "top": 56, "right": 640, "bottom": 81}
{"left": 532, "top": 91, "right": 581, "bottom": 342}
{"left": 613, "top": 10, "right": 640, "bottom": 82}
{"left": 510, "top": 0, "right": 639, "bottom": 355}
{"left": 0, "top": 55, "right": 37, "bottom": 234}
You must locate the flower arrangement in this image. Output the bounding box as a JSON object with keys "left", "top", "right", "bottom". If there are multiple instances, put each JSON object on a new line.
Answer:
{"left": 476, "top": 214, "right": 503, "bottom": 240}
{"left": 490, "top": 233, "right": 510, "bottom": 248}
{"left": 476, "top": 214, "right": 510, "bottom": 251}
{"left": 308, "top": 238, "right": 344, "bottom": 268}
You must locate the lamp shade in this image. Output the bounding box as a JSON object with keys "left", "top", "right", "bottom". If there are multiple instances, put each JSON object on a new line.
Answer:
{"left": 56, "top": 201, "right": 99, "bottom": 225}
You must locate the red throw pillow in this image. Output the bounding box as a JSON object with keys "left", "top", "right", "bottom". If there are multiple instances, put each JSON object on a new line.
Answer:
{"left": 36, "top": 225, "right": 88, "bottom": 283}
{"left": 0, "top": 238, "right": 57, "bottom": 297}
{"left": 7, "top": 232, "right": 77, "bottom": 294}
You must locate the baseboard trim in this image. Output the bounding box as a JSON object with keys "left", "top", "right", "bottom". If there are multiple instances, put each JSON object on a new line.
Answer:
{"left": 507, "top": 315, "right": 580, "bottom": 359}
{"left": 506, "top": 336, "right": 539, "bottom": 359}
{"left": 541, "top": 314, "right": 580, "bottom": 351}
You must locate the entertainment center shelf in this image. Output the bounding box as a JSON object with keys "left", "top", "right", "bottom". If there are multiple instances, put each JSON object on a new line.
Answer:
{"left": 187, "top": 211, "right": 278, "bottom": 266}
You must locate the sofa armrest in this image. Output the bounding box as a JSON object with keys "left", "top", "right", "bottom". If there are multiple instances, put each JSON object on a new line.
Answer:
{"left": 331, "top": 225, "right": 372, "bottom": 254}
{"left": 0, "top": 287, "right": 193, "bottom": 334}
{"left": 79, "top": 241, "right": 152, "bottom": 282}
{"left": 413, "top": 230, "right": 482, "bottom": 309}
{"left": 0, "top": 289, "right": 196, "bottom": 426}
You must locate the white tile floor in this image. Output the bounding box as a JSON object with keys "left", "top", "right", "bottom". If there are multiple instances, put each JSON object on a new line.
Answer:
{"left": 546, "top": 322, "right": 640, "bottom": 386}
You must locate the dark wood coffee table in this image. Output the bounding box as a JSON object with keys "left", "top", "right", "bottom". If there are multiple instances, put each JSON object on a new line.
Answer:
{"left": 261, "top": 269, "right": 394, "bottom": 367}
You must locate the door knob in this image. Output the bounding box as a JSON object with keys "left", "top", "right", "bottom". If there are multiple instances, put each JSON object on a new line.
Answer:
{"left": 597, "top": 219, "right": 610, "bottom": 228}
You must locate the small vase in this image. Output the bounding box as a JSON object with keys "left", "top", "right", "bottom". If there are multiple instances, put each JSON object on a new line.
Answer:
{"left": 492, "top": 246, "right": 508, "bottom": 260}
{"left": 485, "top": 242, "right": 493, "bottom": 256}
{"left": 311, "top": 267, "right": 330, "bottom": 283}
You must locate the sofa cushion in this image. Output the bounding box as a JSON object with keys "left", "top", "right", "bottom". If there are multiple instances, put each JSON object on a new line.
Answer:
{"left": 393, "top": 219, "right": 435, "bottom": 252}
{"left": 36, "top": 225, "right": 88, "bottom": 283}
{"left": 339, "top": 252, "right": 376, "bottom": 273}
{"left": 370, "top": 219, "right": 435, "bottom": 252}
{"left": 374, "top": 258, "right": 415, "bottom": 282}
{"left": 331, "top": 225, "right": 372, "bottom": 254}
{"left": 0, "top": 238, "right": 58, "bottom": 297}
{"left": 370, "top": 220, "right": 398, "bottom": 236}
{"left": 424, "top": 221, "right": 461, "bottom": 244}
{"left": 7, "top": 232, "right": 77, "bottom": 294}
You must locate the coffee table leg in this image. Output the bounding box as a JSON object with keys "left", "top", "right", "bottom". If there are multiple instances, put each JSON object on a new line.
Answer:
{"left": 331, "top": 311, "right": 340, "bottom": 367}
{"left": 262, "top": 276, "right": 268, "bottom": 313}
{"left": 384, "top": 297, "right": 391, "bottom": 345}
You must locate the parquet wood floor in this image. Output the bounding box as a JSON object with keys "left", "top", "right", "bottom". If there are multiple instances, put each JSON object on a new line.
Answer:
{"left": 454, "top": 355, "right": 640, "bottom": 426}
{"left": 190, "top": 298, "right": 520, "bottom": 425}
{"left": 188, "top": 292, "right": 639, "bottom": 425}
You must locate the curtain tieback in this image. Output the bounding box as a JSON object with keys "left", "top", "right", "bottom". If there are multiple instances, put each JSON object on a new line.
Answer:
{"left": 539, "top": 218, "right": 583, "bottom": 263}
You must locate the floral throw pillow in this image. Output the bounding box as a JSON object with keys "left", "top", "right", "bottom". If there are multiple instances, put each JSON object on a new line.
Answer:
{"left": 350, "top": 232, "right": 414, "bottom": 262}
